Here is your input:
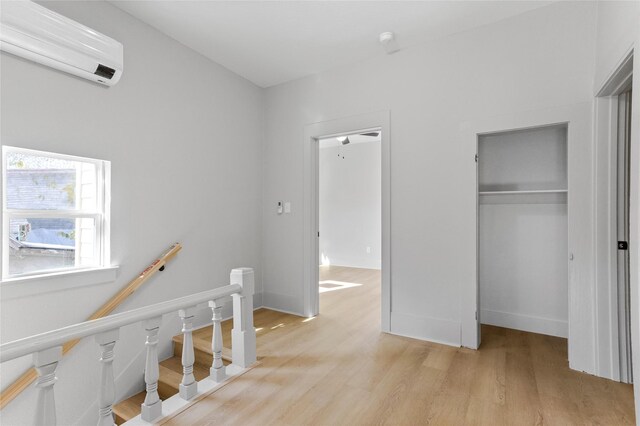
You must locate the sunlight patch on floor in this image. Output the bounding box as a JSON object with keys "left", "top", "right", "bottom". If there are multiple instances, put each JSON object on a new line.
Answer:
{"left": 319, "top": 280, "right": 363, "bottom": 293}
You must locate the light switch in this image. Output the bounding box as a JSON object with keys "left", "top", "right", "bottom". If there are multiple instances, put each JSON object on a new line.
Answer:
{"left": 284, "top": 202, "right": 291, "bottom": 214}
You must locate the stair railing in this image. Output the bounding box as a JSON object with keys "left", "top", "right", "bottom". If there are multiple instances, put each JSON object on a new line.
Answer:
{"left": 0, "top": 267, "right": 257, "bottom": 426}
{"left": 0, "top": 242, "right": 183, "bottom": 410}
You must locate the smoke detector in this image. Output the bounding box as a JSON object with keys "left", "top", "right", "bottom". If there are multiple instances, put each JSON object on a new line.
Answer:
{"left": 379, "top": 32, "right": 400, "bottom": 54}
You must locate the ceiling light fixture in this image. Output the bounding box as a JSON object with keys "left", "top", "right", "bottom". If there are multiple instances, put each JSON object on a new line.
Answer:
{"left": 379, "top": 32, "right": 400, "bottom": 54}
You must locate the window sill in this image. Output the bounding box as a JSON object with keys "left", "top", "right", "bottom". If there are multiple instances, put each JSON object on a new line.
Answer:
{"left": 1, "top": 266, "right": 119, "bottom": 300}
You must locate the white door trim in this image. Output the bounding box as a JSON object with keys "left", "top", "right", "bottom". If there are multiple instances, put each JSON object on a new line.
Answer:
{"left": 594, "top": 49, "right": 634, "bottom": 382}
{"left": 303, "top": 111, "right": 391, "bottom": 331}
{"left": 461, "top": 104, "right": 594, "bottom": 376}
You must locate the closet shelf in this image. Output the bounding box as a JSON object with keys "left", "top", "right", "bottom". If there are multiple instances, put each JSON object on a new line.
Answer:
{"left": 479, "top": 189, "right": 568, "bottom": 196}
{"left": 479, "top": 189, "right": 568, "bottom": 205}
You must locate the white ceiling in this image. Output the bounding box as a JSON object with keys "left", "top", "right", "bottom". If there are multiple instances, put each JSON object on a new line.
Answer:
{"left": 320, "top": 132, "right": 381, "bottom": 149}
{"left": 110, "top": 1, "right": 554, "bottom": 88}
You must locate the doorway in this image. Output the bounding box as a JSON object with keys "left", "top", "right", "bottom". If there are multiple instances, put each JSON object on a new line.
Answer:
{"left": 302, "top": 111, "right": 391, "bottom": 331}
{"left": 317, "top": 132, "right": 382, "bottom": 309}
{"left": 462, "top": 104, "right": 593, "bottom": 374}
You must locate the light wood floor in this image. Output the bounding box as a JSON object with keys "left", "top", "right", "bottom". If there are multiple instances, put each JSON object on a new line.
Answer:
{"left": 166, "top": 265, "right": 635, "bottom": 425}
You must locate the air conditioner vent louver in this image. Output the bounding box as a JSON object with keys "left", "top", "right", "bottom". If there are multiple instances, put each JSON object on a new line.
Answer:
{"left": 94, "top": 64, "right": 116, "bottom": 79}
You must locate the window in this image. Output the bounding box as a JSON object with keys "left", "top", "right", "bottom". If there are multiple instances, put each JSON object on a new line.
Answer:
{"left": 2, "top": 146, "right": 110, "bottom": 279}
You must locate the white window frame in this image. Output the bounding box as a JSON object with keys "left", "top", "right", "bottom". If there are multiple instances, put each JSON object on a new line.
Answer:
{"left": 1, "top": 145, "right": 111, "bottom": 280}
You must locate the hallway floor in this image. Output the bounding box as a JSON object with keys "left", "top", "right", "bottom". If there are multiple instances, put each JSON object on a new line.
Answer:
{"left": 165, "top": 266, "right": 635, "bottom": 425}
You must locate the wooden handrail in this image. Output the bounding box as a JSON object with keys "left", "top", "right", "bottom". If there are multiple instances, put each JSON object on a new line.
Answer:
{"left": 0, "top": 242, "right": 182, "bottom": 410}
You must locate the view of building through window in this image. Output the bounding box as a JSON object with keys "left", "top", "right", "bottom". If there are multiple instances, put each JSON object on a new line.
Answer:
{"left": 3, "top": 148, "right": 107, "bottom": 277}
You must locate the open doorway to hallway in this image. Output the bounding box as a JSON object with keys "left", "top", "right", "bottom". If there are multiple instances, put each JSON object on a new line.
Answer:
{"left": 318, "top": 131, "right": 381, "bottom": 313}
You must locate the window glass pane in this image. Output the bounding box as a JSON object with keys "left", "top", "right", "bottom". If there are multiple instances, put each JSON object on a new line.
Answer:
{"left": 5, "top": 152, "right": 96, "bottom": 210}
{"left": 8, "top": 217, "right": 97, "bottom": 276}
{"left": 77, "top": 217, "right": 98, "bottom": 267}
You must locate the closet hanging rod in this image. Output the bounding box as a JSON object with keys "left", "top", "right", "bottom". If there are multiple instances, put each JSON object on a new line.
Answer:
{"left": 479, "top": 189, "right": 568, "bottom": 196}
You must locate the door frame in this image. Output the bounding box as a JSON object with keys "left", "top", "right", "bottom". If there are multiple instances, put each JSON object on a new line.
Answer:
{"left": 302, "top": 111, "right": 391, "bottom": 331}
{"left": 594, "top": 49, "right": 634, "bottom": 382}
{"left": 461, "top": 104, "right": 594, "bottom": 375}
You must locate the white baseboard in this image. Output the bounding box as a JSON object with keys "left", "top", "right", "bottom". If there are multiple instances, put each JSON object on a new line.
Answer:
{"left": 481, "top": 309, "right": 568, "bottom": 338}
{"left": 260, "top": 305, "right": 306, "bottom": 317}
{"left": 325, "top": 261, "right": 382, "bottom": 270}
{"left": 390, "top": 312, "right": 461, "bottom": 347}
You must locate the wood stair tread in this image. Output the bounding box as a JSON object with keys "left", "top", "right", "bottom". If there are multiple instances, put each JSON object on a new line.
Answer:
{"left": 159, "top": 358, "right": 208, "bottom": 397}
{"left": 113, "top": 356, "right": 213, "bottom": 424}
{"left": 157, "top": 362, "right": 183, "bottom": 400}
{"left": 113, "top": 316, "right": 243, "bottom": 425}
{"left": 173, "top": 334, "right": 232, "bottom": 366}
{"left": 113, "top": 391, "right": 145, "bottom": 425}
{"left": 113, "top": 331, "right": 231, "bottom": 424}
{"left": 160, "top": 356, "right": 210, "bottom": 381}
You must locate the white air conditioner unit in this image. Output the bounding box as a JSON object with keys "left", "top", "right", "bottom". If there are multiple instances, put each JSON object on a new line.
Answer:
{"left": 0, "top": 1, "right": 123, "bottom": 86}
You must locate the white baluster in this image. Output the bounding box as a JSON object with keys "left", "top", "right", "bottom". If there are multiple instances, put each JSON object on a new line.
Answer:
{"left": 178, "top": 307, "right": 198, "bottom": 400}
{"left": 96, "top": 329, "right": 119, "bottom": 426}
{"left": 230, "top": 268, "right": 256, "bottom": 368}
{"left": 209, "top": 300, "right": 226, "bottom": 382}
{"left": 141, "top": 316, "right": 162, "bottom": 422}
{"left": 33, "top": 346, "right": 62, "bottom": 426}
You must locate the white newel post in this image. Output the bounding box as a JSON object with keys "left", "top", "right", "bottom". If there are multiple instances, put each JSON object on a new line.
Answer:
{"left": 209, "top": 299, "right": 226, "bottom": 382}
{"left": 96, "top": 329, "right": 119, "bottom": 426}
{"left": 230, "top": 268, "right": 256, "bottom": 368}
{"left": 178, "top": 306, "right": 198, "bottom": 400}
{"left": 33, "top": 346, "right": 62, "bottom": 426}
{"left": 141, "top": 316, "right": 162, "bottom": 422}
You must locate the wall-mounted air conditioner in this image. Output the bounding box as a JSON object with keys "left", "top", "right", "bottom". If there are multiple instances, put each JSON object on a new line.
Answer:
{"left": 0, "top": 1, "right": 123, "bottom": 86}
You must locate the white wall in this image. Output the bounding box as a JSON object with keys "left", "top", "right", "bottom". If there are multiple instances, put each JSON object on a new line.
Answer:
{"left": 262, "top": 1, "right": 597, "bottom": 347}
{"left": 0, "top": 1, "right": 263, "bottom": 424}
{"left": 480, "top": 203, "right": 568, "bottom": 337}
{"left": 319, "top": 141, "right": 381, "bottom": 269}
{"left": 593, "top": 0, "right": 640, "bottom": 415}
{"left": 478, "top": 126, "right": 568, "bottom": 192}
{"left": 594, "top": 1, "right": 639, "bottom": 92}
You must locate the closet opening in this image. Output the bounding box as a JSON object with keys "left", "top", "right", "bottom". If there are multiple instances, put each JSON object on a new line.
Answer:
{"left": 477, "top": 124, "right": 569, "bottom": 344}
